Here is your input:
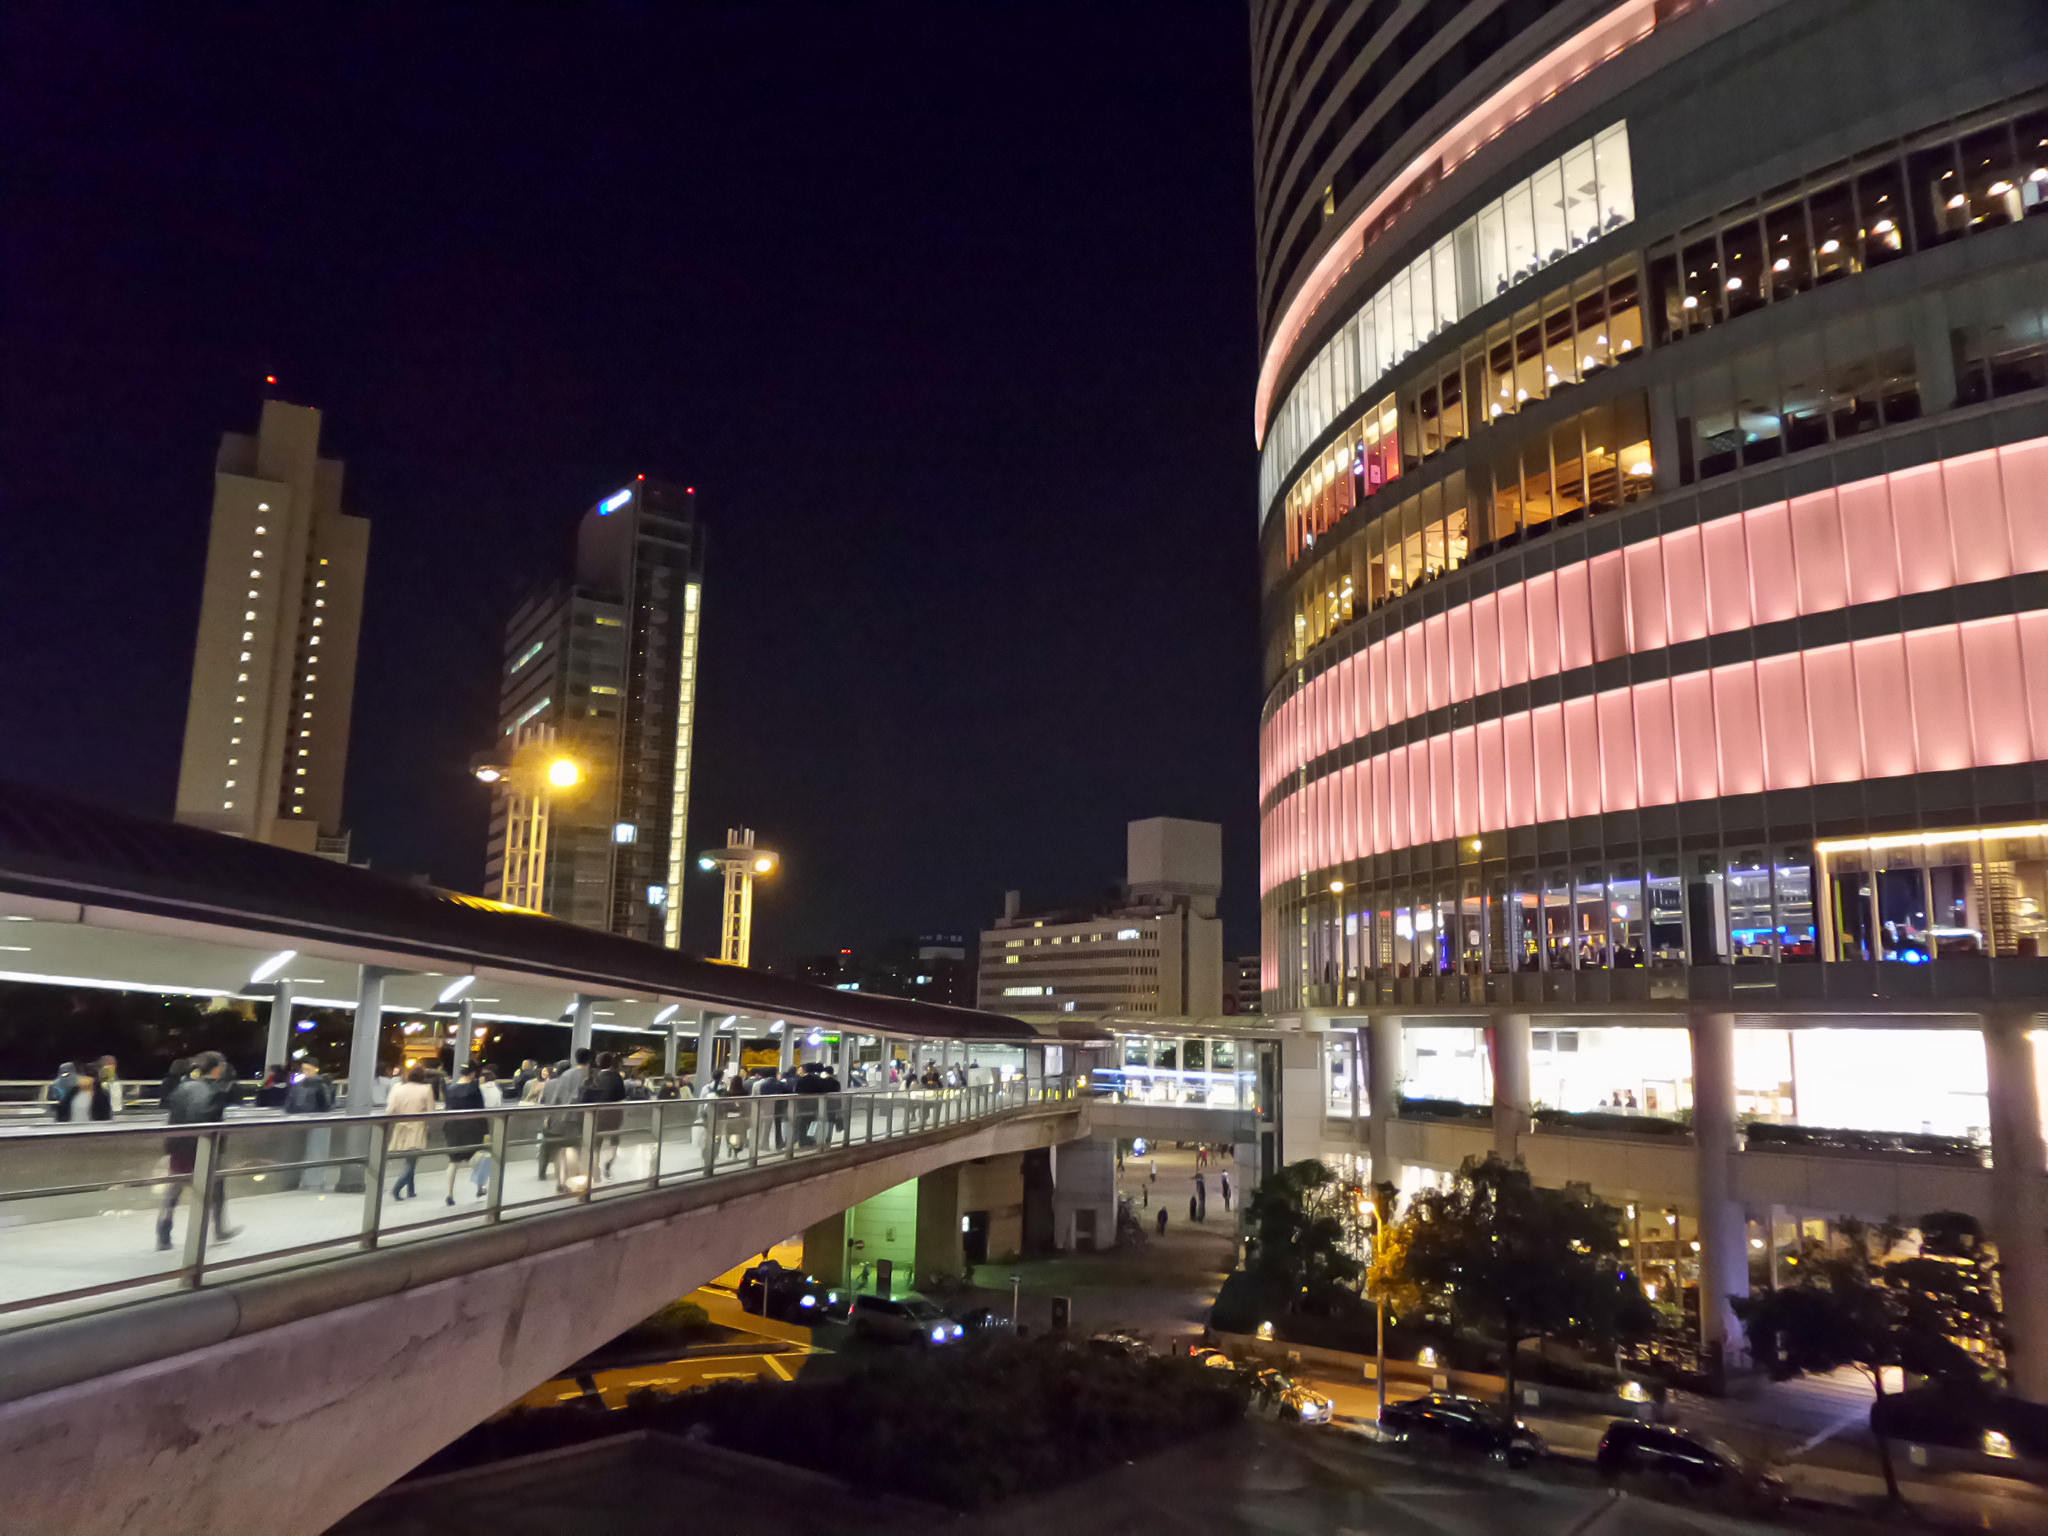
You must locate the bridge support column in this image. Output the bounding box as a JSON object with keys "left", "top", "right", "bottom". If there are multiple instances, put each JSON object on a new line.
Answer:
{"left": 450, "top": 1001, "right": 474, "bottom": 1075}
{"left": 803, "top": 1210, "right": 848, "bottom": 1287}
{"left": 345, "top": 966, "right": 393, "bottom": 1114}
{"left": 1987, "top": 1008, "right": 2048, "bottom": 1402}
{"left": 777, "top": 1024, "right": 795, "bottom": 1073}
{"left": 693, "top": 1012, "right": 717, "bottom": 1094}
{"left": 1051, "top": 1135, "right": 1116, "bottom": 1253}
{"left": 569, "top": 995, "right": 594, "bottom": 1058}
{"left": 661, "top": 1016, "right": 679, "bottom": 1078}
{"left": 1689, "top": 1009, "right": 1748, "bottom": 1375}
{"left": 915, "top": 1166, "right": 963, "bottom": 1286}
{"left": 264, "top": 980, "right": 295, "bottom": 1073}
{"left": 1490, "top": 1011, "right": 1531, "bottom": 1161}
{"left": 1365, "top": 1015, "right": 1401, "bottom": 1189}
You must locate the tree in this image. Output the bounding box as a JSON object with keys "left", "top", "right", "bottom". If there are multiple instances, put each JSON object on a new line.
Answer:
{"left": 1243, "top": 1159, "right": 1361, "bottom": 1307}
{"left": 1387, "top": 1153, "right": 1651, "bottom": 1407}
{"left": 1733, "top": 1216, "right": 1991, "bottom": 1505}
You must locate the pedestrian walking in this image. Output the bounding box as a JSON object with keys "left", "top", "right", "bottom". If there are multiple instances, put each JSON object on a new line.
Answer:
{"left": 443, "top": 1063, "right": 488, "bottom": 1204}
{"left": 1156, "top": 1207, "right": 1169, "bottom": 1237}
{"left": 252, "top": 1065, "right": 292, "bottom": 1109}
{"left": 1220, "top": 1170, "right": 1232, "bottom": 1211}
{"left": 1188, "top": 1194, "right": 1198, "bottom": 1223}
{"left": 579, "top": 1051, "right": 628, "bottom": 1180}
{"left": 157, "top": 1052, "right": 238, "bottom": 1251}
{"left": 55, "top": 1058, "right": 115, "bottom": 1123}
{"left": 386, "top": 1067, "right": 435, "bottom": 1201}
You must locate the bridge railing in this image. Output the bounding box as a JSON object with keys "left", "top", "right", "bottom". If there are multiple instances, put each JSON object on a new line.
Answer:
{"left": 0, "top": 1077, "right": 1077, "bottom": 1331}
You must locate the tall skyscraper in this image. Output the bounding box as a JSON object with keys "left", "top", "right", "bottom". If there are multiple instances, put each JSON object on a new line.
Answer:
{"left": 484, "top": 478, "right": 704, "bottom": 945}
{"left": 1251, "top": 0, "right": 2048, "bottom": 1392}
{"left": 174, "top": 398, "right": 368, "bottom": 858}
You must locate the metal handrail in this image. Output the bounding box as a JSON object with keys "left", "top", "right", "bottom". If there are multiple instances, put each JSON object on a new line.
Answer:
{"left": 0, "top": 1076, "right": 1077, "bottom": 1326}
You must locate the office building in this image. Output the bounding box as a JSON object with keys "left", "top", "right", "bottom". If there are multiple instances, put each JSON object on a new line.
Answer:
{"left": 1229, "top": 955, "right": 1263, "bottom": 1016}
{"left": 784, "top": 934, "right": 976, "bottom": 1009}
{"left": 484, "top": 478, "right": 704, "bottom": 945}
{"left": 174, "top": 398, "right": 368, "bottom": 858}
{"left": 1251, "top": 0, "right": 2048, "bottom": 1392}
{"left": 979, "top": 817, "right": 1224, "bottom": 1018}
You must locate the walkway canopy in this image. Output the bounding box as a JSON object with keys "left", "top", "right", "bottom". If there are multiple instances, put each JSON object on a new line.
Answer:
{"left": 0, "top": 778, "right": 1033, "bottom": 1043}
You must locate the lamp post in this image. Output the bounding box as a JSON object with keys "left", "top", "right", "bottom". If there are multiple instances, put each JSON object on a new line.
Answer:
{"left": 474, "top": 730, "right": 586, "bottom": 914}
{"left": 1358, "top": 1189, "right": 1388, "bottom": 1424}
{"left": 698, "top": 826, "right": 778, "bottom": 967}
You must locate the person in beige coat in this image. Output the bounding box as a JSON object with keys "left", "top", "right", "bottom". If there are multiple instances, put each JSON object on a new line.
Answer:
{"left": 387, "top": 1067, "right": 436, "bottom": 1201}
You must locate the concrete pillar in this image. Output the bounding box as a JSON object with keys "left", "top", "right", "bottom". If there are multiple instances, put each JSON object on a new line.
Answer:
{"left": 1910, "top": 289, "right": 1958, "bottom": 412}
{"left": 345, "top": 966, "right": 391, "bottom": 1114}
{"left": 263, "top": 980, "right": 294, "bottom": 1072}
{"left": 915, "top": 1166, "right": 964, "bottom": 1286}
{"left": 1649, "top": 378, "right": 1683, "bottom": 494}
{"left": 777, "top": 1024, "right": 796, "bottom": 1073}
{"left": 569, "top": 995, "right": 594, "bottom": 1058}
{"left": 1349, "top": 1025, "right": 1364, "bottom": 1145}
{"left": 803, "top": 1210, "right": 848, "bottom": 1287}
{"left": 1491, "top": 1011, "right": 1532, "bottom": 1160}
{"left": 1688, "top": 1010, "right": 1749, "bottom": 1370}
{"left": 693, "top": 1012, "right": 717, "bottom": 1094}
{"left": 1986, "top": 1009, "right": 2048, "bottom": 1402}
{"left": 450, "top": 1000, "right": 474, "bottom": 1075}
{"left": 1051, "top": 1135, "right": 1117, "bottom": 1252}
{"left": 661, "top": 1014, "right": 680, "bottom": 1078}
{"left": 1365, "top": 1015, "right": 1402, "bottom": 1188}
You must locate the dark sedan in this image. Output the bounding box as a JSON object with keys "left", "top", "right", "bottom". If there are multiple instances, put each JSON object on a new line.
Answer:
{"left": 1378, "top": 1393, "right": 1546, "bottom": 1466}
{"left": 1597, "top": 1420, "right": 1786, "bottom": 1509}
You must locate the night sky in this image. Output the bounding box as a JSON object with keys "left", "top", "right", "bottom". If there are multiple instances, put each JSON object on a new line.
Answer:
{"left": 0, "top": 4, "right": 1260, "bottom": 965}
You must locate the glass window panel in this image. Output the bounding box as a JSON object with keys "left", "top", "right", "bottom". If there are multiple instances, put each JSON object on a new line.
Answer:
{"left": 1856, "top": 159, "right": 1909, "bottom": 265}
{"left": 1532, "top": 159, "right": 1568, "bottom": 268}
{"left": 1780, "top": 327, "right": 1829, "bottom": 453}
{"left": 1487, "top": 325, "right": 1516, "bottom": 421}
{"left": 1726, "top": 853, "right": 1777, "bottom": 961}
{"left": 1543, "top": 870, "right": 1574, "bottom": 969}
{"left": 1522, "top": 435, "right": 1555, "bottom": 532}
{"left": 1593, "top": 124, "right": 1634, "bottom": 231}
{"left": 1562, "top": 140, "right": 1599, "bottom": 249}
{"left": 1735, "top": 346, "right": 1783, "bottom": 466}
{"left": 1609, "top": 875, "right": 1645, "bottom": 965}
{"left": 1504, "top": 180, "right": 1537, "bottom": 284}
{"left": 1764, "top": 197, "right": 1811, "bottom": 300}
{"left": 1434, "top": 237, "right": 1458, "bottom": 334}
{"left": 1908, "top": 141, "right": 1966, "bottom": 246}
{"left": 1680, "top": 232, "right": 1723, "bottom": 330}
{"left": 2020, "top": 110, "right": 2048, "bottom": 219}
{"left": 1648, "top": 245, "right": 1684, "bottom": 344}
{"left": 1576, "top": 284, "right": 1611, "bottom": 374}
{"left": 1391, "top": 270, "right": 1415, "bottom": 365}
{"left": 1722, "top": 216, "right": 1766, "bottom": 317}
{"left": 1808, "top": 179, "right": 1858, "bottom": 283}
{"left": 1543, "top": 290, "right": 1577, "bottom": 391}
{"left": 1479, "top": 200, "right": 1509, "bottom": 298}
{"left": 1776, "top": 853, "right": 1817, "bottom": 960}
{"left": 1416, "top": 380, "right": 1441, "bottom": 458}
{"left": 1582, "top": 401, "right": 1620, "bottom": 512}
{"left": 1962, "top": 123, "right": 2022, "bottom": 232}
{"left": 1680, "top": 362, "right": 1738, "bottom": 482}
{"left": 1552, "top": 419, "right": 1588, "bottom": 522}
{"left": 1615, "top": 393, "right": 1653, "bottom": 494}
{"left": 1607, "top": 270, "right": 1644, "bottom": 358}
{"left": 1514, "top": 307, "right": 1546, "bottom": 405}
{"left": 1490, "top": 447, "right": 1522, "bottom": 543}
{"left": 1440, "top": 360, "right": 1466, "bottom": 444}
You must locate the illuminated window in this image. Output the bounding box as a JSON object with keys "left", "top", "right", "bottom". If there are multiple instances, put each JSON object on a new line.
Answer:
{"left": 223, "top": 801, "right": 234, "bottom": 809}
{"left": 237, "top": 672, "right": 248, "bottom": 682}
{"left": 249, "top": 570, "right": 261, "bottom": 579}
{"left": 227, "top": 758, "right": 238, "bottom": 766}
{"left": 225, "top": 779, "right": 236, "bottom": 788}
{"left": 254, "top": 525, "right": 266, "bottom": 534}
{"left": 312, "top": 617, "right": 322, "bottom": 626}
{"left": 239, "top": 652, "right": 251, "bottom": 661}
{"left": 244, "top": 611, "right": 256, "bottom": 620}
{"left": 589, "top": 685, "right": 618, "bottom": 695}
{"left": 252, "top": 549, "right": 263, "bottom": 558}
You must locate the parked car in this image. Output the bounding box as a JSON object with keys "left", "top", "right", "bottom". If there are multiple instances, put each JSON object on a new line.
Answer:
{"left": 1378, "top": 1393, "right": 1546, "bottom": 1466}
{"left": 1086, "top": 1332, "right": 1157, "bottom": 1361}
{"left": 1188, "top": 1347, "right": 1237, "bottom": 1371}
{"left": 850, "top": 1293, "right": 965, "bottom": 1345}
{"left": 737, "top": 1262, "right": 845, "bottom": 1322}
{"left": 1251, "top": 1369, "right": 1333, "bottom": 1425}
{"left": 1597, "top": 1420, "right": 1786, "bottom": 1508}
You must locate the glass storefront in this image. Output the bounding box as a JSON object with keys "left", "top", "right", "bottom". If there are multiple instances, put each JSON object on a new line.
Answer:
{"left": 1821, "top": 825, "right": 2048, "bottom": 960}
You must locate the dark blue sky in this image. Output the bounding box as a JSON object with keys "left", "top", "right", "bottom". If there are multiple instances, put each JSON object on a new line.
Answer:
{"left": 0, "top": 3, "right": 1260, "bottom": 962}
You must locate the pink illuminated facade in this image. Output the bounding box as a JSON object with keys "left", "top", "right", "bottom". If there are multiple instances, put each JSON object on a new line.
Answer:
{"left": 1248, "top": 0, "right": 2048, "bottom": 1396}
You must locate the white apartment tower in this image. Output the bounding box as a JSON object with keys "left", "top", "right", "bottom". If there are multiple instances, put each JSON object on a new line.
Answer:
{"left": 174, "top": 399, "right": 368, "bottom": 858}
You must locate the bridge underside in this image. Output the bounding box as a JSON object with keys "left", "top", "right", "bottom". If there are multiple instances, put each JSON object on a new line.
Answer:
{"left": 0, "top": 1106, "right": 1083, "bottom": 1536}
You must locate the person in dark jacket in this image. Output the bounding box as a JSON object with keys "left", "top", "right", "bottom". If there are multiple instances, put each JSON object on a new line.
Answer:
{"left": 579, "top": 1051, "right": 629, "bottom": 1179}
{"left": 760, "top": 1067, "right": 796, "bottom": 1149}
{"left": 793, "top": 1061, "right": 830, "bottom": 1147}
{"left": 821, "top": 1062, "right": 846, "bottom": 1148}
{"left": 443, "top": 1063, "right": 489, "bottom": 1205}
{"left": 252, "top": 1065, "right": 292, "bottom": 1110}
{"left": 157, "top": 1052, "right": 238, "bottom": 1251}
{"left": 54, "top": 1059, "right": 114, "bottom": 1123}
{"left": 159, "top": 1058, "right": 194, "bottom": 1109}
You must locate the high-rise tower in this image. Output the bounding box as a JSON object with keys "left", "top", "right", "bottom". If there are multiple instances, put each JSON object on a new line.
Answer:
{"left": 483, "top": 478, "right": 705, "bottom": 945}
{"left": 174, "top": 398, "right": 368, "bottom": 857}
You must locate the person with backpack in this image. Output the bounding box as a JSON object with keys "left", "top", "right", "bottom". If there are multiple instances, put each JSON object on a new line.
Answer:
{"left": 579, "top": 1051, "right": 629, "bottom": 1181}
{"left": 443, "top": 1063, "right": 489, "bottom": 1205}
{"left": 157, "top": 1052, "right": 239, "bottom": 1251}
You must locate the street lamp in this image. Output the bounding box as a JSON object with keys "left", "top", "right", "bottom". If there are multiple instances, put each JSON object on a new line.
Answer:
{"left": 1358, "top": 1188, "right": 1389, "bottom": 1424}
{"left": 698, "top": 826, "right": 778, "bottom": 967}
{"left": 473, "top": 733, "right": 587, "bottom": 914}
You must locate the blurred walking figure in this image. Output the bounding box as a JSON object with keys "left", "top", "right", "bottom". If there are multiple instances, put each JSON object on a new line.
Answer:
{"left": 56, "top": 1058, "right": 115, "bottom": 1122}
{"left": 157, "top": 1053, "right": 238, "bottom": 1251}
{"left": 387, "top": 1068, "right": 435, "bottom": 1200}
{"left": 443, "top": 1063, "right": 488, "bottom": 1204}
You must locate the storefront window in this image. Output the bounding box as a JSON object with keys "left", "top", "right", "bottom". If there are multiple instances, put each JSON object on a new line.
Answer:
{"left": 1648, "top": 864, "right": 1687, "bottom": 966}
{"left": 1725, "top": 855, "right": 1776, "bottom": 962}
{"left": 1530, "top": 1025, "right": 1691, "bottom": 1116}
{"left": 1402, "top": 1025, "right": 1491, "bottom": 1105}
{"left": 1609, "top": 873, "right": 1646, "bottom": 967}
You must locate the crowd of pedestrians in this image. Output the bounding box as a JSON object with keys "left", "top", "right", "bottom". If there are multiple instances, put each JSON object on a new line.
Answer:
{"left": 39, "top": 1042, "right": 1002, "bottom": 1255}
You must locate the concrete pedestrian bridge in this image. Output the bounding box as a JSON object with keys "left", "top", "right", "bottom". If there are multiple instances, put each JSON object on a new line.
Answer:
{"left": 0, "top": 781, "right": 1093, "bottom": 1535}
{"left": 0, "top": 1087, "right": 1084, "bottom": 1536}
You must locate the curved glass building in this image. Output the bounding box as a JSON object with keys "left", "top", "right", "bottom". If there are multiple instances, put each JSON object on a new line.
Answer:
{"left": 1252, "top": 0, "right": 2048, "bottom": 1392}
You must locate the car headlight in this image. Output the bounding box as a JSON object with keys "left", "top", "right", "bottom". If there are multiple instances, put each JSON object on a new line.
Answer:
{"left": 931, "top": 1325, "right": 948, "bottom": 1343}
{"left": 827, "top": 1292, "right": 838, "bottom": 1303}
{"left": 952, "top": 1324, "right": 964, "bottom": 1337}
{"left": 799, "top": 1294, "right": 816, "bottom": 1308}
